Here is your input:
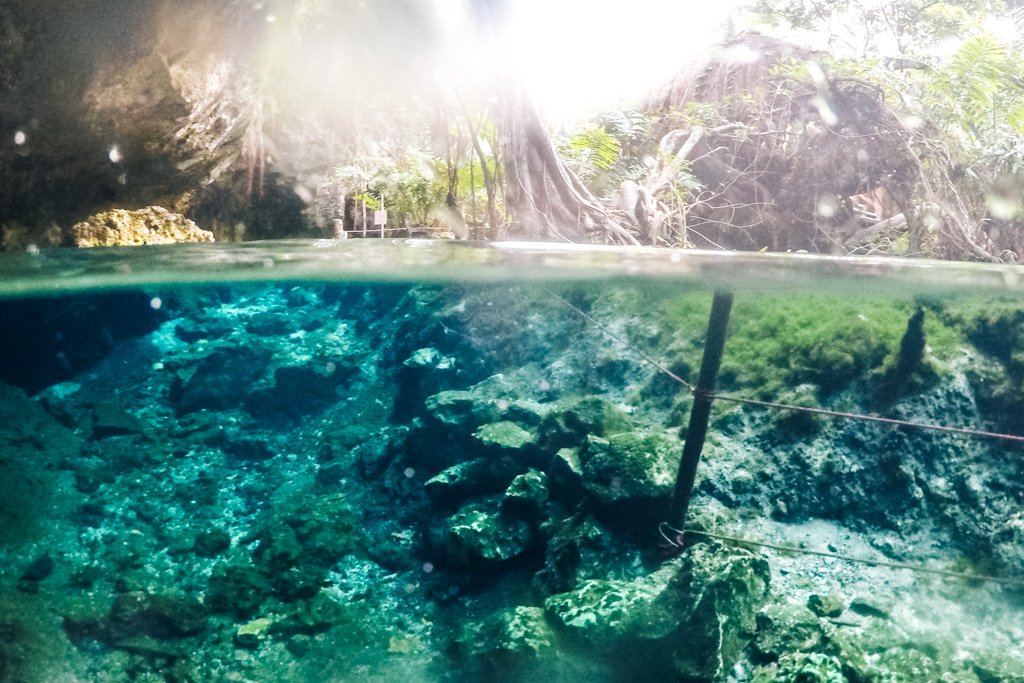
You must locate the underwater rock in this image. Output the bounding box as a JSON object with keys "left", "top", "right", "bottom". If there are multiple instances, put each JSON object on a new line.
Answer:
{"left": 545, "top": 543, "right": 769, "bottom": 680}
{"left": 424, "top": 389, "right": 504, "bottom": 433}
{"left": 0, "top": 382, "right": 80, "bottom": 544}
{"left": 806, "top": 592, "right": 846, "bottom": 619}
{"left": 474, "top": 420, "right": 536, "bottom": 451}
{"left": 173, "top": 346, "right": 270, "bottom": 414}
{"left": 91, "top": 399, "right": 147, "bottom": 439}
{"left": 537, "top": 396, "right": 634, "bottom": 452}
{"left": 580, "top": 431, "right": 678, "bottom": 517}
{"left": 174, "top": 317, "right": 235, "bottom": 343}
{"left": 425, "top": 456, "right": 522, "bottom": 506}
{"left": 192, "top": 528, "right": 231, "bottom": 557}
{"left": 393, "top": 347, "right": 458, "bottom": 420}
{"left": 454, "top": 606, "right": 557, "bottom": 675}
{"left": 445, "top": 499, "right": 535, "bottom": 565}
{"left": 245, "top": 363, "right": 358, "bottom": 422}
{"left": 235, "top": 617, "right": 273, "bottom": 649}
{"left": 272, "top": 593, "right": 349, "bottom": 637}
{"left": 751, "top": 602, "right": 827, "bottom": 662}
{"left": 107, "top": 591, "right": 208, "bottom": 641}
{"left": 502, "top": 469, "right": 549, "bottom": 519}
{"left": 207, "top": 562, "right": 273, "bottom": 619}
{"left": 71, "top": 207, "right": 214, "bottom": 247}
{"left": 547, "top": 447, "right": 585, "bottom": 503}
{"left": 533, "top": 515, "right": 621, "bottom": 595}
{"left": 751, "top": 652, "right": 848, "bottom": 683}
{"left": 16, "top": 553, "right": 54, "bottom": 592}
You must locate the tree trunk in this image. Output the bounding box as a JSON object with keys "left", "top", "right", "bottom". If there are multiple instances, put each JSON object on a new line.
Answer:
{"left": 496, "top": 80, "right": 638, "bottom": 245}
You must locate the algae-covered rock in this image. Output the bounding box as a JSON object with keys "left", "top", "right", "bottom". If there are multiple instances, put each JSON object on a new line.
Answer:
{"left": 207, "top": 562, "right": 273, "bottom": 618}
{"left": 445, "top": 499, "right": 534, "bottom": 564}
{"left": 503, "top": 469, "right": 549, "bottom": 518}
{"left": 174, "top": 346, "right": 270, "bottom": 414}
{"left": 474, "top": 420, "right": 536, "bottom": 452}
{"left": 807, "top": 592, "right": 846, "bottom": 619}
{"left": 456, "top": 606, "right": 557, "bottom": 673}
{"left": 751, "top": 652, "right": 848, "bottom": 683}
{"left": 107, "top": 591, "right": 208, "bottom": 641}
{"left": 235, "top": 617, "right": 273, "bottom": 649}
{"left": 538, "top": 396, "right": 634, "bottom": 451}
{"left": 72, "top": 206, "right": 214, "bottom": 247}
{"left": 548, "top": 447, "right": 585, "bottom": 502}
{"left": 545, "top": 543, "right": 770, "bottom": 679}
{"left": 425, "top": 456, "right": 522, "bottom": 505}
{"left": 424, "top": 390, "right": 504, "bottom": 432}
{"left": 581, "top": 431, "right": 678, "bottom": 513}
{"left": 751, "top": 602, "right": 826, "bottom": 662}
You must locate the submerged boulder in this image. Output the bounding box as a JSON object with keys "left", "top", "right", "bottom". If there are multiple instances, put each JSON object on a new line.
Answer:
{"left": 580, "top": 431, "right": 679, "bottom": 521}
{"left": 545, "top": 543, "right": 770, "bottom": 679}
{"left": 455, "top": 605, "right": 557, "bottom": 675}
{"left": 425, "top": 456, "right": 522, "bottom": 506}
{"left": 538, "top": 397, "right": 634, "bottom": 451}
{"left": 445, "top": 499, "right": 535, "bottom": 565}
{"left": 72, "top": 206, "right": 214, "bottom": 247}
{"left": 751, "top": 652, "right": 848, "bottom": 683}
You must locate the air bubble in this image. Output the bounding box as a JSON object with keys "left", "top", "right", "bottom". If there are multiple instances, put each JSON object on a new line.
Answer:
{"left": 150, "top": 297, "right": 162, "bottom": 310}
{"left": 13, "top": 130, "right": 26, "bottom": 145}
{"left": 816, "top": 196, "right": 838, "bottom": 218}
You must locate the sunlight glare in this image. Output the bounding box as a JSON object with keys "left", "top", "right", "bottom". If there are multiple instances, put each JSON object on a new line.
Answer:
{"left": 506, "top": 0, "right": 745, "bottom": 125}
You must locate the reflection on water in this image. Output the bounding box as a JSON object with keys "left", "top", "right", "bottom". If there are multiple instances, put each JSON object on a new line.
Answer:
{"left": 0, "top": 243, "right": 1023, "bottom": 681}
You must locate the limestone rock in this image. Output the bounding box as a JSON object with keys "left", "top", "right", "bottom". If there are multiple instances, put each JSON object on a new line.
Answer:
{"left": 502, "top": 469, "right": 549, "bottom": 519}
{"left": 581, "top": 431, "right": 678, "bottom": 509}
{"left": 207, "top": 562, "right": 273, "bottom": 618}
{"left": 174, "top": 347, "right": 270, "bottom": 414}
{"left": 424, "top": 390, "right": 503, "bottom": 433}
{"left": 751, "top": 602, "right": 826, "bottom": 661}
{"left": 107, "top": 591, "right": 208, "bottom": 641}
{"left": 456, "top": 606, "right": 557, "bottom": 674}
{"left": 445, "top": 499, "right": 534, "bottom": 564}
{"left": 751, "top": 652, "right": 848, "bottom": 683}
{"left": 72, "top": 206, "right": 214, "bottom": 247}
{"left": 538, "top": 396, "right": 634, "bottom": 451}
{"left": 474, "top": 420, "right": 536, "bottom": 452}
{"left": 425, "top": 456, "right": 522, "bottom": 506}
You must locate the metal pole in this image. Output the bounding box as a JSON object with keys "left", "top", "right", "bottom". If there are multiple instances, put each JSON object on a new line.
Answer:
{"left": 668, "top": 290, "right": 734, "bottom": 535}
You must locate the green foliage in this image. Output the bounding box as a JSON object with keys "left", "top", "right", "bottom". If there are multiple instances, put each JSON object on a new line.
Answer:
{"left": 568, "top": 126, "right": 622, "bottom": 174}
{"left": 559, "top": 109, "right": 655, "bottom": 195}
{"left": 928, "top": 33, "right": 1024, "bottom": 139}
{"left": 334, "top": 151, "right": 448, "bottom": 228}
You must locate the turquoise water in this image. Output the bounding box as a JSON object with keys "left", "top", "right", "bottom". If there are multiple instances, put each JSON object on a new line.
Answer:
{"left": 1, "top": 241, "right": 1024, "bottom": 682}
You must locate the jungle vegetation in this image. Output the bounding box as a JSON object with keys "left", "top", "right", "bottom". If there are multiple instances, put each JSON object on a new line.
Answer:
{"left": 0, "top": 0, "right": 1023, "bottom": 261}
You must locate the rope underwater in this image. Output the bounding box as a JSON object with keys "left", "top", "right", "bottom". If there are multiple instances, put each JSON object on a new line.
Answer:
{"left": 658, "top": 523, "right": 1024, "bottom": 588}
{"left": 548, "top": 288, "right": 1024, "bottom": 588}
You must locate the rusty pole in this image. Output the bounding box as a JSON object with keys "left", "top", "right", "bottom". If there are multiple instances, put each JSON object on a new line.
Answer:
{"left": 668, "top": 290, "right": 734, "bottom": 535}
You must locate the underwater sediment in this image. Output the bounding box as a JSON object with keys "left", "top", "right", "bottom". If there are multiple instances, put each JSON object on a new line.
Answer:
{"left": 1, "top": 282, "right": 1024, "bottom": 681}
